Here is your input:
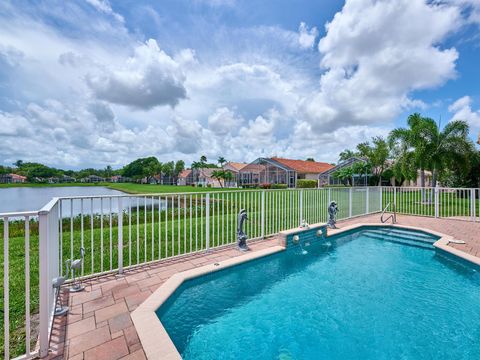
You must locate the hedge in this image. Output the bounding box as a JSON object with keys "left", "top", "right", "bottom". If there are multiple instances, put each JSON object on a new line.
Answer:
{"left": 297, "top": 179, "right": 317, "bottom": 188}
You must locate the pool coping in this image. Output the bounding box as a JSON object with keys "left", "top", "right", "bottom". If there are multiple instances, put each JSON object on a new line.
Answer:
{"left": 131, "top": 245, "right": 285, "bottom": 359}
{"left": 132, "top": 222, "right": 480, "bottom": 359}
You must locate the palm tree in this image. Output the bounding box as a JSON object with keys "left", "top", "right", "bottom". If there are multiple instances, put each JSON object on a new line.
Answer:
{"left": 338, "top": 150, "right": 357, "bottom": 162}
{"left": 390, "top": 113, "right": 473, "bottom": 201}
{"left": 422, "top": 119, "right": 473, "bottom": 188}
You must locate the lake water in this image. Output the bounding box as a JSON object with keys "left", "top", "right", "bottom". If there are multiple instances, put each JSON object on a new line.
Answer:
{"left": 0, "top": 186, "right": 126, "bottom": 214}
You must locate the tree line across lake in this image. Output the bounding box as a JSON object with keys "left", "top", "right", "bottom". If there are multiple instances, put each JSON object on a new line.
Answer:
{"left": 0, "top": 155, "right": 232, "bottom": 184}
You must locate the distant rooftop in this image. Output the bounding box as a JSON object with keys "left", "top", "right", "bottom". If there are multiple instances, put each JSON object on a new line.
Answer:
{"left": 271, "top": 157, "right": 334, "bottom": 174}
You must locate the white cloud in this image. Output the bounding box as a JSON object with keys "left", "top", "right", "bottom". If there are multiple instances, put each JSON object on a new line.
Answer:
{"left": 304, "top": 0, "right": 460, "bottom": 133}
{"left": 208, "top": 107, "right": 243, "bottom": 135}
{"left": 448, "top": 95, "right": 480, "bottom": 128}
{"left": 86, "top": 39, "right": 187, "bottom": 109}
{"left": 298, "top": 22, "right": 318, "bottom": 49}
{"left": 85, "top": 0, "right": 124, "bottom": 23}
{"left": 0, "top": 0, "right": 475, "bottom": 168}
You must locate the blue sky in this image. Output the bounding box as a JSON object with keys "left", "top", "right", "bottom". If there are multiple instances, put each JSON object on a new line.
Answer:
{"left": 0, "top": 0, "right": 479, "bottom": 169}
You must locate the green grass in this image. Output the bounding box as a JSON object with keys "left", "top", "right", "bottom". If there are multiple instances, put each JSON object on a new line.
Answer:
{"left": 1, "top": 187, "right": 478, "bottom": 357}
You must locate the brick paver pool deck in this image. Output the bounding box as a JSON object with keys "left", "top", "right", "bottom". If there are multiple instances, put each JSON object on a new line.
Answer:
{"left": 46, "top": 214, "right": 480, "bottom": 360}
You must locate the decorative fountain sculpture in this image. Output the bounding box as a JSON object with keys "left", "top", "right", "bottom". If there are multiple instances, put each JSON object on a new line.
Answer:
{"left": 327, "top": 201, "right": 339, "bottom": 229}
{"left": 68, "top": 247, "right": 85, "bottom": 292}
{"left": 52, "top": 260, "right": 71, "bottom": 316}
{"left": 237, "top": 209, "right": 249, "bottom": 252}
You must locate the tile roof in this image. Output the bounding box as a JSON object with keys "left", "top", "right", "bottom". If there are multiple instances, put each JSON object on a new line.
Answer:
{"left": 271, "top": 157, "right": 334, "bottom": 174}
{"left": 225, "top": 162, "right": 247, "bottom": 171}
{"left": 178, "top": 169, "right": 192, "bottom": 178}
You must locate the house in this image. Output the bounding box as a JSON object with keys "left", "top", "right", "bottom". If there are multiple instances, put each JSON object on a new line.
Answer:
{"left": 0, "top": 173, "right": 27, "bottom": 183}
{"left": 177, "top": 169, "right": 194, "bottom": 186}
{"left": 222, "top": 162, "right": 247, "bottom": 187}
{"left": 82, "top": 175, "right": 105, "bottom": 183}
{"left": 109, "top": 175, "right": 129, "bottom": 183}
{"left": 238, "top": 157, "right": 334, "bottom": 188}
{"left": 60, "top": 175, "right": 76, "bottom": 183}
{"left": 400, "top": 170, "right": 433, "bottom": 187}
{"left": 47, "top": 177, "right": 60, "bottom": 184}
{"left": 196, "top": 168, "right": 223, "bottom": 188}
{"left": 318, "top": 158, "right": 369, "bottom": 187}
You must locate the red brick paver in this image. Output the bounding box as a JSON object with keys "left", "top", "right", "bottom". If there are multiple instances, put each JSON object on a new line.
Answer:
{"left": 45, "top": 215, "right": 479, "bottom": 359}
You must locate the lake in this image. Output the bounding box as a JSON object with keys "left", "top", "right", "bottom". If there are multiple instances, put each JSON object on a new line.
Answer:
{"left": 0, "top": 186, "right": 126, "bottom": 214}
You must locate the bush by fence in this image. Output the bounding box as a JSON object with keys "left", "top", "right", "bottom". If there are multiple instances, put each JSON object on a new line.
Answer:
{"left": 297, "top": 179, "right": 317, "bottom": 188}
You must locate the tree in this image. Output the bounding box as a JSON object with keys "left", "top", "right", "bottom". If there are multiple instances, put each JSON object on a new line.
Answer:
{"left": 332, "top": 167, "right": 353, "bottom": 186}
{"left": 162, "top": 161, "right": 175, "bottom": 177}
{"left": 223, "top": 171, "right": 234, "bottom": 186}
{"left": 174, "top": 160, "right": 185, "bottom": 178}
{"left": 356, "top": 137, "right": 389, "bottom": 185}
{"left": 306, "top": 157, "right": 315, "bottom": 162}
{"left": 104, "top": 165, "right": 113, "bottom": 178}
{"left": 390, "top": 113, "right": 474, "bottom": 196}
{"left": 211, "top": 170, "right": 224, "bottom": 187}
{"left": 338, "top": 150, "right": 357, "bottom": 162}
{"left": 14, "top": 160, "right": 23, "bottom": 168}
{"left": 217, "top": 157, "right": 226, "bottom": 167}
{"left": 122, "top": 157, "right": 161, "bottom": 180}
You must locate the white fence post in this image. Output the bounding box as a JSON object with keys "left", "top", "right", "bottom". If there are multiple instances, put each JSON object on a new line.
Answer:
{"left": 261, "top": 190, "right": 265, "bottom": 238}
{"left": 206, "top": 193, "right": 210, "bottom": 251}
{"left": 379, "top": 186, "right": 383, "bottom": 211}
{"left": 3, "top": 217, "right": 9, "bottom": 359}
{"left": 366, "top": 187, "right": 369, "bottom": 214}
{"left": 38, "top": 210, "right": 50, "bottom": 358}
{"left": 470, "top": 188, "right": 475, "bottom": 221}
{"left": 349, "top": 188, "right": 353, "bottom": 218}
{"left": 117, "top": 197, "right": 123, "bottom": 274}
{"left": 434, "top": 186, "right": 439, "bottom": 218}
{"left": 299, "top": 189, "right": 303, "bottom": 225}
{"left": 393, "top": 187, "right": 397, "bottom": 208}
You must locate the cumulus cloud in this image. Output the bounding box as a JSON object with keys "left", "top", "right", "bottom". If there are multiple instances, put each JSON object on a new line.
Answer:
{"left": 303, "top": 0, "right": 460, "bottom": 133}
{"left": 298, "top": 22, "right": 318, "bottom": 49}
{"left": 0, "top": 0, "right": 476, "bottom": 168}
{"left": 207, "top": 107, "right": 243, "bottom": 135}
{"left": 87, "top": 101, "right": 116, "bottom": 132}
{"left": 449, "top": 96, "right": 480, "bottom": 128}
{"left": 86, "top": 39, "right": 187, "bottom": 109}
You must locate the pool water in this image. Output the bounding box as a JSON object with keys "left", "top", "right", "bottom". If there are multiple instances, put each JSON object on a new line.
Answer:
{"left": 157, "top": 227, "right": 480, "bottom": 359}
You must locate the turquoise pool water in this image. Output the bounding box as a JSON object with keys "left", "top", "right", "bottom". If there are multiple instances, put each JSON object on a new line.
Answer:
{"left": 157, "top": 227, "right": 480, "bottom": 359}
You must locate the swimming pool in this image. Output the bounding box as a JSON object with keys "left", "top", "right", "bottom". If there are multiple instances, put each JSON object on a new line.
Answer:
{"left": 156, "top": 226, "right": 480, "bottom": 359}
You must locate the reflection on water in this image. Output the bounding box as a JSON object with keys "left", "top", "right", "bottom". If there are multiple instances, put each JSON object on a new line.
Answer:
{"left": 0, "top": 186, "right": 164, "bottom": 216}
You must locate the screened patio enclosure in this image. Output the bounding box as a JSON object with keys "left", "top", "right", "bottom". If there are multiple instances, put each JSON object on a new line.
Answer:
{"left": 238, "top": 158, "right": 297, "bottom": 187}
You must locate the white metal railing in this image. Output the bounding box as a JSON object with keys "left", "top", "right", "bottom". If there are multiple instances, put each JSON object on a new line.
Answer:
{"left": 1, "top": 185, "right": 479, "bottom": 359}
{"left": 1, "top": 210, "right": 39, "bottom": 360}
{"left": 382, "top": 186, "right": 479, "bottom": 222}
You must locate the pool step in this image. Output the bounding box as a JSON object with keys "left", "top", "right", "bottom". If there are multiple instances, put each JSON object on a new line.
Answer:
{"left": 362, "top": 232, "right": 435, "bottom": 250}
{"left": 374, "top": 228, "right": 437, "bottom": 242}
{"left": 363, "top": 229, "right": 437, "bottom": 244}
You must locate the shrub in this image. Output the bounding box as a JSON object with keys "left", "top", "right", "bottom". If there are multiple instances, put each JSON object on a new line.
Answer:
{"left": 297, "top": 179, "right": 317, "bottom": 188}
{"left": 270, "top": 184, "right": 288, "bottom": 189}
{"left": 260, "top": 183, "right": 271, "bottom": 189}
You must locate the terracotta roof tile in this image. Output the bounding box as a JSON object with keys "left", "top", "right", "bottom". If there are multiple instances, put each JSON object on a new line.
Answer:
{"left": 271, "top": 157, "right": 333, "bottom": 174}
{"left": 178, "top": 169, "right": 192, "bottom": 178}
{"left": 225, "top": 162, "right": 247, "bottom": 171}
